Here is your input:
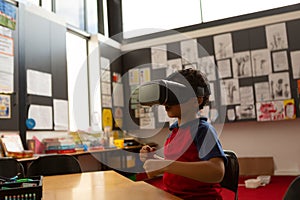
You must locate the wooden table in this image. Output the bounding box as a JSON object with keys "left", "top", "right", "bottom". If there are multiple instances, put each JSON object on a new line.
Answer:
{"left": 42, "top": 171, "right": 181, "bottom": 200}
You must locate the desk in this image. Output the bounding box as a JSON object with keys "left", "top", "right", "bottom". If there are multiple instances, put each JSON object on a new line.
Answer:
{"left": 43, "top": 171, "right": 181, "bottom": 200}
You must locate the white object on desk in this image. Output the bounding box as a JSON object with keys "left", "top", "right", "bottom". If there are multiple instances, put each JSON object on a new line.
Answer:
{"left": 245, "top": 178, "right": 262, "bottom": 189}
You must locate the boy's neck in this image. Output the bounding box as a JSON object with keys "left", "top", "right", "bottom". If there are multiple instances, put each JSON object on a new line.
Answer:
{"left": 178, "top": 115, "right": 198, "bottom": 126}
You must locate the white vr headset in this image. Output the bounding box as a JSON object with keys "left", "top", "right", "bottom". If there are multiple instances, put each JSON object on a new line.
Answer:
{"left": 138, "top": 79, "right": 210, "bottom": 106}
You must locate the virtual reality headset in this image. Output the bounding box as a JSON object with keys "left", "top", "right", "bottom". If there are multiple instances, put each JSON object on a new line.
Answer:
{"left": 138, "top": 79, "right": 210, "bottom": 106}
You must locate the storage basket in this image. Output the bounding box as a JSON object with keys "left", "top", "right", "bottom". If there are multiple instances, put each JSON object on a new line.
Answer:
{"left": 0, "top": 176, "right": 42, "bottom": 200}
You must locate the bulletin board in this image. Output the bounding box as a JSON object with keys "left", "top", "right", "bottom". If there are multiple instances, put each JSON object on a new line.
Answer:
{"left": 121, "top": 8, "right": 300, "bottom": 129}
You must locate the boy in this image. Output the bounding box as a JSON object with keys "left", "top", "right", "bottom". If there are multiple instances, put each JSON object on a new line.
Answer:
{"left": 139, "top": 68, "right": 227, "bottom": 200}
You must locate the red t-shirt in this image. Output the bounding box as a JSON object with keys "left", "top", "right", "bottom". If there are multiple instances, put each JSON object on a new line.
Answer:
{"left": 162, "top": 118, "right": 225, "bottom": 200}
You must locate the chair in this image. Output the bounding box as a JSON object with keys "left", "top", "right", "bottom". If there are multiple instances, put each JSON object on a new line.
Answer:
{"left": 27, "top": 154, "right": 82, "bottom": 176}
{"left": 283, "top": 176, "right": 300, "bottom": 200}
{"left": 0, "top": 158, "right": 25, "bottom": 179}
{"left": 220, "top": 150, "right": 239, "bottom": 200}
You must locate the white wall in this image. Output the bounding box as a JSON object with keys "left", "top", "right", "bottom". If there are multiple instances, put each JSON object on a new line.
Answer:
{"left": 218, "top": 118, "right": 300, "bottom": 175}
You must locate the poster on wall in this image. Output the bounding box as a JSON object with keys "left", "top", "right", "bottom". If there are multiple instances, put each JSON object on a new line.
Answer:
{"left": 239, "top": 86, "right": 254, "bottom": 105}
{"left": 220, "top": 79, "right": 240, "bottom": 105}
{"left": 151, "top": 44, "right": 167, "bottom": 69}
{"left": 255, "top": 82, "right": 271, "bottom": 102}
{"left": 251, "top": 49, "right": 272, "bottom": 77}
{"left": 0, "top": 32, "right": 14, "bottom": 93}
{"left": 0, "top": 0, "right": 17, "bottom": 30}
{"left": 166, "top": 58, "right": 182, "bottom": 77}
{"left": 217, "top": 59, "right": 232, "bottom": 79}
{"left": 28, "top": 104, "right": 53, "bottom": 129}
{"left": 27, "top": 69, "right": 52, "bottom": 97}
{"left": 102, "top": 108, "right": 113, "bottom": 129}
{"left": 235, "top": 105, "right": 256, "bottom": 120}
{"left": 129, "top": 68, "right": 140, "bottom": 85}
{"left": 0, "top": 94, "right": 10, "bottom": 118}
{"left": 232, "top": 51, "right": 252, "bottom": 78}
{"left": 139, "top": 67, "right": 151, "bottom": 84}
{"left": 268, "top": 72, "right": 291, "bottom": 100}
{"left": 213, "top": 33, "right": 233, "bottom": 60}
{"left": 272, "top": 50, "right": 289, "bottom": 72}
{"left": 265, "top": 23, "right": 288, "bottom": 51}
{"left": 284, "top": 99, "right": 296, "bottom": 120}
{"left": 180, "top": 39, "right": 198, "bottom": 65}
{"left": 113, "top": 82, "right": 124, "bottom": 107}
{"left": 198, "top": 56, "right": 216, "bottom": 81}
{"left": 290, "top": 50, "right": 300, "bottom": 79}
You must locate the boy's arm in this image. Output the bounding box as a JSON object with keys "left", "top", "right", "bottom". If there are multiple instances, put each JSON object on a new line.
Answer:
{"left": 143, "top": 157, "right": 225, "bottom": 183}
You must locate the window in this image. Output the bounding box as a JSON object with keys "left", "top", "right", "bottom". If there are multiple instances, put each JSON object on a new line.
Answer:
{"left": 86, "top": 0, "right": 98, "bottom": 34}
{"left": 121, "top": 0, "right": 300, "bottom": 39}
{"left": 122, "top": 0, "right": 202, "bottom": 38}
{"left": 201, "top": 0, "right": 300, "bottom": 22}
{"left": 66, "top": 32, "right": 90, "bottom": 132}
{"left": 41, "top": 0, "right": 52, "bottom": 12}
{"left": 24, "top": 0, "right": 40, "bottom": 6}
{"left": 55, "top": 0, "right": 85, "bottom": 30}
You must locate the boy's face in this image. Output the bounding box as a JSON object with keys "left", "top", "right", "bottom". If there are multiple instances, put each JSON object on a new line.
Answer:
{"left": 165, "top": 104, "right": 181, "bottom": 118}
{"left": 165, "top": 97, "right": 201, "bottom": 118}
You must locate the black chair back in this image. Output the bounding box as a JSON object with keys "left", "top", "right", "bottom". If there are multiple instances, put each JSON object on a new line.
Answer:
{"left": 0, "top": 158, "right": 25, "bottom": 179}
{"left": 27, "top": 154, "right": 82, "bottom": 176}
{"left": 220, "top": 150, "right": 239, "bottom": 200}
{"left": 283, "top": 176, "right": 300, "bottom": 200}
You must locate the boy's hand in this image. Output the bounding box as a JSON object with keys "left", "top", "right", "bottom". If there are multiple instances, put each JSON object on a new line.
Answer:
{"left": 139, "top": 145, "right": 156, "bottom": 162}
{"left": 143, "top": 159, "right": 171, "bottom": 179}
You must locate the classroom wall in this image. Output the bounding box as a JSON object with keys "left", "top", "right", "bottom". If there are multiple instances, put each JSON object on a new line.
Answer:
{"left": 218, "top": 119, "right": 300, "bottom": 175}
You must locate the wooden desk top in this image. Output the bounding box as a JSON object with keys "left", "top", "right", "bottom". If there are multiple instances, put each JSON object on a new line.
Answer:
{"left": 42, "top": 171, "right": 181, "bottom": 200}
{"left": 18, "top": 145, "right": 142, "bottom": 163}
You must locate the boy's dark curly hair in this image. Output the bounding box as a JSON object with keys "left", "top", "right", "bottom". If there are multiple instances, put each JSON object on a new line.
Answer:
{"left": 178, "top": 68, "right": 210, "bottom": 110}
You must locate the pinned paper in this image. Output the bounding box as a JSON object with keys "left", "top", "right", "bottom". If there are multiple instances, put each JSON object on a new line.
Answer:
{"left": 102, "top": 108, "right": 113, "bottom": 129}
{"left": 28, "top": 104, "right": 53, "bottom": 129}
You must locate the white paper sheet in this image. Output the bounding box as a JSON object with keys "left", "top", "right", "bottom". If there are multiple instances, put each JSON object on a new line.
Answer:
{"left": 213, "top": 33, "right": 233, "bottom": 60}
{"left": 101, "top": 82, "right": 111, "bottom": 95}
{"left": 0, "top": 34, "right": 13, "bottom": 56}
{"left": 113, "top": 82, "right": 124, "bottom": 107}
{"left": 265, "top": 23, "right": 288, "bottom": 50}
{"left": 27, "top": 69, "right": 52, "bottom": 97}
{"left": 53, "top": 99, "right": 69, "bottom": 130}
{"left": 290, "top": 50, "right": 300, "bottom": 79}
{"left": 151, "top": 44, "right": 167, "bottom": 69}
{"left": 0, "top": 54, "right": 14, "bottom": 74}
{"left": 166, "top": 58, "right": 182, "bottom": 76}
{"left": 198, "top": 56, "right": 216, "bottom": 81}
{"left": 181, "top": 39, "right": 198, "bottom": 65}
{"left": 28, "top": 104, "right": 53, "bottom": 129}
{"left": 0, "top": 71, "right": 13, "bottom": 93}
{"left": 255, "top": 82, "right": 271, "bottom": 102}
{"left": 272, "top": 50, "right": 288, "bottom": 72}
{"left": 251, "top": 49, "right": 272, "bottom": 77}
